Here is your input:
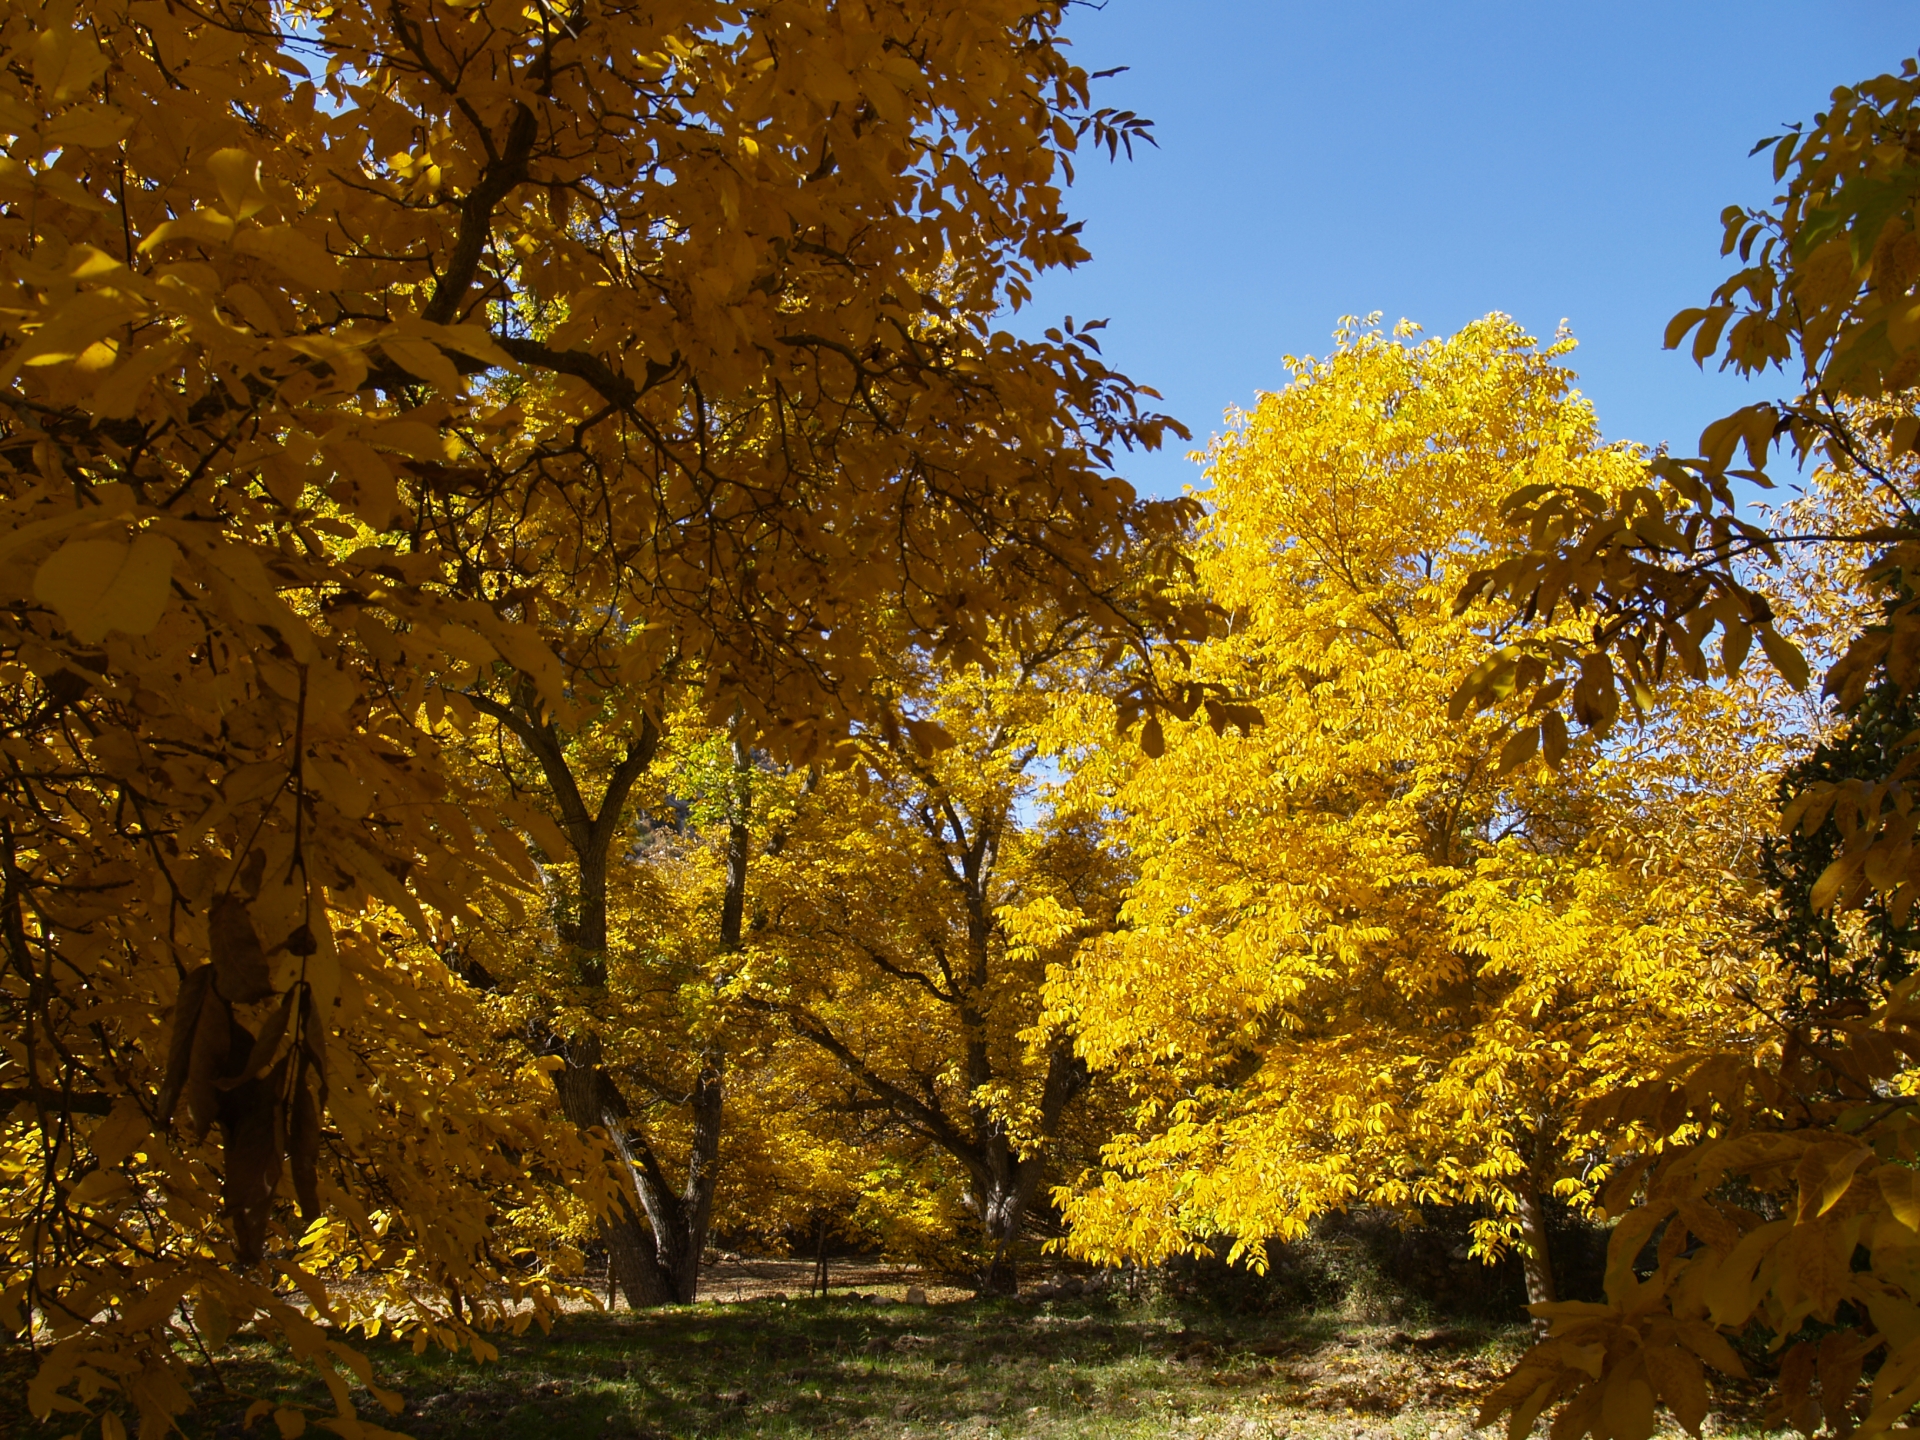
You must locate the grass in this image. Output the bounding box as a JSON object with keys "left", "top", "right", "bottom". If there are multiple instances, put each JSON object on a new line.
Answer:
{"left": 7, "top": 1290, "right": 1548, "bottom": 1440}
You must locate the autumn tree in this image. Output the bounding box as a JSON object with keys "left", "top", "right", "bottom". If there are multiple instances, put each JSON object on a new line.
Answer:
{"left": 440, "top": 662, "right": 759, "bottom": 1308}
{"left": 0, "top": 0, "right": 1209, "bottom": 1429}
{"left": 1045, "top": 317, "right": 1781, "bottom": 1319}
{"left": 745, "top": 628, "right": 1129, "bottom": 1293}
{"left": 1444, "top": 54, "right": 1920, "bottom": 1440}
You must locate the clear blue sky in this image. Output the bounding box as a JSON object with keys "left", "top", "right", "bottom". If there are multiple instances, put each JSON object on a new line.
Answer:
{"left": 1024, "top": 2, "right": 1916, "bottom": 498}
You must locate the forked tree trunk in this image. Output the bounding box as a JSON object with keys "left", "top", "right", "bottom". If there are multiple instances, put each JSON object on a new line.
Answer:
{"left": 606, "top": 736, "right": 750, "bottom": 1305}
{"left": 626, "top": 1052, "right": 725, "bottom": 1304}
{"left": 971, "top": 1045, "right": 1087, "bottom": 1295}
{"left": 977, "top": 1167, "right": 1045, "bottom": 1295}
{"left": 495, "top": 702, "right": 749, "bottom": 1309}
{"left": 555, "top": 1032, "right": 672, "bottom": 1307}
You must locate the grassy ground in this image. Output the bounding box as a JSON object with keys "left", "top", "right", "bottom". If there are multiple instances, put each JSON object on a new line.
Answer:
{"left": 9, "top": 1291, "right": 1549, "bottom": 1440}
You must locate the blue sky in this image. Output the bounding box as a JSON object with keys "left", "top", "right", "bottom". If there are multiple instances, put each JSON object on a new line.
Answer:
{"left": 1024, "top": 2, "right": 1916, "bottom": 498}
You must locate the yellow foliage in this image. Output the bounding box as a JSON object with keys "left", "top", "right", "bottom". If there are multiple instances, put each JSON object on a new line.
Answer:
{"left": 747, "top": 636, "right": 1128, "bottom": 1288}
{"left": 1460, "top": 53, "right": 1920, "bottom": 1440}
{"left": 1048, "top": 317, "right": 1783, "bottom": 1285}
{"left": 0, "top": 0, "right": 1199, "bottom": 1428}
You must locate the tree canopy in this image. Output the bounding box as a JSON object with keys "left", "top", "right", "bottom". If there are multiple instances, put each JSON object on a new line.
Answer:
{"left": 1046, "top": 317, "right": 1781, "bottom": 1314}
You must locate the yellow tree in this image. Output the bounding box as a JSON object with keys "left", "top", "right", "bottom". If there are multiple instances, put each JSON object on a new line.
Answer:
{"left": 0, "top": 0, "right": 1211, "bottom": 1430}
{"left": 745, "top": 628, "right": 1129, "bottom": 1292}
{"left": 445, "top": 667, "right": 757, "bottom": 1308}
{"left": 1445, "top": 56, "right": 1920, "bottom": 1440}
{"left": 1047, "top": 317, "right": 1780, "bottom": 1316}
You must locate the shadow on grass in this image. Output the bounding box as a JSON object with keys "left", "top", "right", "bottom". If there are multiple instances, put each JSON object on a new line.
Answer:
{"left": 13, "top": 1296, "right": 1534, "bottom": 1440}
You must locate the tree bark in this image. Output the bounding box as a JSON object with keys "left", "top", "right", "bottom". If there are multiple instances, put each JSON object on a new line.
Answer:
{"left": 554, "top": 1031, "right": 672, "bottom": 1307}
{"left": 972, "top": 1042, "right": 1086, "bottom": 1294}
{"left": 480, "top": 695, "right": 689, "bottom": 1307}
{"left": 623, "top": 1051, "right": 725, "bottom": 1304}
{"left": 1516, "top": 1128, "right": 1558, "bottom": 1338}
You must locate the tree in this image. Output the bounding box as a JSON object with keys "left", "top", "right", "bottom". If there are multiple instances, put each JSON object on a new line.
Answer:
{"left": 0, "top": 0, "right": 1203, "bottom": 1429}
{"left": 1453, "top": 55, "right": 1920, "bottom": 1440}
{"left": 1046, "top": 317, "right": 1778, "bottom": 1320}
{"left": 745, "top": 630, "right": 1125, "bottom": 1292}
{"left": 451, "top": 671, "right": 751, "bottom": 1308}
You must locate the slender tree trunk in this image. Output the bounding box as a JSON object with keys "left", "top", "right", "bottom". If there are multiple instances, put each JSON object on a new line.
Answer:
{"left": 671, "top": 1051, "right": 725, "bottom": 1300}
{"left": 1516, "top": 1127, "right": 1558, "bottom": 1337}
{"left": 668, "top": 737, "right": 750, "bottom": 1300}
{"left": 1515, "top": 1185, "right": 1556, "bottom": 1329}
{"left": 497, "top": 705, "right": 679, "bottom": 1308}
{"left": 978, "top": 1167, "right": 1042, "bottom": 1295}
{"left": 814, "top": 1211, "right": 830, "bottom": 1295}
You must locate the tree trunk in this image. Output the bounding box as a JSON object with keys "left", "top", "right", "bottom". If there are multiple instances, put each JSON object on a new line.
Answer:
{"left": 977, "top": 1166, "right": 1043, "bottom": 1295}
{"left": 1515, "top": 1184, "right": 1556, "bottom": 1326}
{"left": 654, "top": 737, "right": 748, "bottom": 1302}
{"left": 621, "top": 740, "right": 749, "bottom": 1304}
{"left": 501, "top": 704, "right": 667, "bottom": 1301}
{"left": 601, "top": 1203, "right": 673, "bottom": 1309}
{"left": 555, "top": 1033, "right": 672, "bottom": 1307}
{"left": 973, "top": 1043, "right": 1088, "bottom": 1295}
{"left": 1515, "top": 1124, "right": 1558, "bottom": 1339}
{"left": 674, "top": 1050, "right": 725, "bottom": 1300}
{"left": 628, "top": 1061, "right": 722, "bottom": 1305}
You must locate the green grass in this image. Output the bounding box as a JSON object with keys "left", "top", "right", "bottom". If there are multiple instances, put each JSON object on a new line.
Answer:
{"left": 14, "top": 1294, "right": 1544, "bottom": 1440}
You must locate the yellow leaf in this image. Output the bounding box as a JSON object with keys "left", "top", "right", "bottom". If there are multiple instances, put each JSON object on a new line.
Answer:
{"left": 381, "top": 336, "right": 464, "bottom": 394}
{"left": 207, "top": 147, "right": 268, "bottom": 219}
{"left": 1675, "top": 1317, "right": 1747, "bottom": 1379}
{"left": 1720, "top": 618, "right": 1752, "bottom": 677}
{"left": 324, "top": 438, "right": 398, "bottom": 529}
{"left": 1498, "top": 724, "right": 1540, "bottom": 774}
{"left": 1, "top": 290, "right": 141, "bottom": 380}
{"left": 233, "top": 226, "right": 343, "bottom": 285}
{"left": 42, "top": 103, "right": 131, "bottom": 149}
{"left": 87, "top": 1100, "right": 149, "bottom": 1168}
{"left": 87, "top": 338, "right": 185, "bottom": 420}
{"left": 1809, "top": 1145, "right": 1872, "bottom": 1217}
{"left": 32, "top": 21, "right": 107, "bottom": 102}
{"left": 32, "top": 531, "right": 179, "bottom": 643}
{"left": 365, "top": 418, "right": 450, "bottom": 460}
{"left": 434, "top": 623, "right": 499, "bottom": 667}
{"left": 1601, "top": 1368, "right": 1656, "bottom": 1440}
{"left": 1882, "top": 1167, "right": 1920, "bottom": 1232}
{"left": 1644, "top": 1344, "right": 1708, "bottom": 1435}
{"left": 1811, "top": 856, "right": 1855, "bottom": 913}
{"left": 272, "top": 1407, "right": 306, "bottom": 1438}
{"left": 1541, "top": 710, "right": 1569, "bottom": 768}
{"left": 139, "top": 210, "right": 236, "bottom": 252}
{"left": 1705, "top": 1218, "right": 1789, "bottom": 1325}
{"left": 1760, "top": 624, "right": 1811, "bottom": 690}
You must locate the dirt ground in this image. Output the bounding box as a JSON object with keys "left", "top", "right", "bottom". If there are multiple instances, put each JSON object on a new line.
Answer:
{"left": 690, "top": 1255, "right": 979, "bottom": 1307}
